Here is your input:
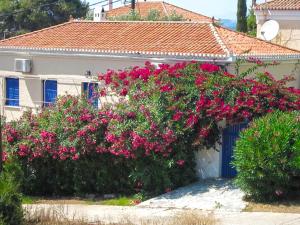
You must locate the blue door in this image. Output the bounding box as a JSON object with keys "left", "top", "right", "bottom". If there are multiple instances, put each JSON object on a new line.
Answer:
{"left": 222, "top": 122, "right": 248, "bottom": 178}
{"left": 43, "top": 80, "right": 57, "bottom": 107}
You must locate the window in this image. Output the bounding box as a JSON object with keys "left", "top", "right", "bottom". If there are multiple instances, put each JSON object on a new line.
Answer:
{"left": 83, "top": 82, "right": 99, "bottom": 108}
{"left": 6, "top": 78, "right": 19, "bottom": 106}
{"left": 43, "top": 80, "right": 57, "bottom": 107}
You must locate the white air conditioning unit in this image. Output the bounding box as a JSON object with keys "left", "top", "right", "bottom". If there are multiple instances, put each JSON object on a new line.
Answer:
{"left": 14, "top": 59, "right": 32, "bottom": 73}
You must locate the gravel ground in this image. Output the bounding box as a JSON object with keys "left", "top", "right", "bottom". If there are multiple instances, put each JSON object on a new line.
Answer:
{"left": 138, "top": 179, "right": 247, "bottom": 212}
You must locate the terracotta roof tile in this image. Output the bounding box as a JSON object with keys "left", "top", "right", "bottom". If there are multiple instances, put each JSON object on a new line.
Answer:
{"left": 0, "top": 21, "right": 226, "bottom": 57}
{"left": 255, "top": 0, "right": 300, "bottom": 10}
{"left": 107, "top": 1, "right": 212, "bottom": 22}
{"left": 215, "top": 25, "right": 300, "bottom": 56}
{"left": 0, "top": 21, "right": 299, "bottom": 60}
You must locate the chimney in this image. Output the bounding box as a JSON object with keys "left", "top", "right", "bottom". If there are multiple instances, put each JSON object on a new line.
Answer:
{"left": 93, "top": 6, "right": 106, "bottom": 22}
{"left": 131, "top": 0, "right": 136, "bottom": 10}
{"left": 109, "top": 0, "right": 113, "bottom": 10}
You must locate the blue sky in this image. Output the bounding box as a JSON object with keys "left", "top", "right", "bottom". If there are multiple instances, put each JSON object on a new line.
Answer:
{"left": 86, "top": 0, "right": 265, "bottom": 20}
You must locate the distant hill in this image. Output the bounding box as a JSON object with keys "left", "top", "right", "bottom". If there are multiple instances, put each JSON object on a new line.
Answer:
{"left": 221, "top": 19, "right": 236, "bottom": 30}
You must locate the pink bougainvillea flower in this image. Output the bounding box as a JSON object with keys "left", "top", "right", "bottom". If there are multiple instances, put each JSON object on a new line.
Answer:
{"left": 118, "top": 71, "right": 127, "bottom": 80}
{"left": 176, "top": 160, "right": 185, "bottom": 166}
{"left": 223, "top": 71, "right": 235, "bottom": 78}
{"left": 195, "top": 75, "right": 206, "bottom": 86}
{"left": 172, "top": 111, "right": 183, "bottom": 121}
{"left": 242, "top": 110, "right": 251, "bottom": 118}
{"left": 160, "top": 84, "right": 173, "bottom": 93}
{"left": 186, "top": 114, "right": 198, "bottom": 128}
{"left": 200, "top": 63, "right": 220, "bottom": 73}
{"left": 72, "top": 154, "right": 79, "bottom": 161}
{"left": 199, "top": 128, "right": 210, "bottom": 138}
{"left": 100, "top": 89, "right": 106, "bottom": 97}
{"left": 2, "top": 151, "right": 7, "bottom": 162}
{"left": 120, "top": 88, "right": 128, "bottom": 96}
{"left": 123, "top": 80, "right": 130, "bottom": 86}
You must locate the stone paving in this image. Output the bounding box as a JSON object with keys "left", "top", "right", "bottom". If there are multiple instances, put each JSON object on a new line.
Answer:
{"left": 139, "top": 179, "right": 247, "bottom": 212}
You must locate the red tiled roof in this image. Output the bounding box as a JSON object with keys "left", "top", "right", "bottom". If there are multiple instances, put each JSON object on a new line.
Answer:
{"left": 0, "top": 21, "right": 299, "bottom": 60}
{"left": 255, "top": 0, "right": 300, "bottom": 10}
{"left": 107, "top": 1, "right": 212, "bottom": 22}
{"left": 215, "top": 25, "right": 299, "bottom": 56}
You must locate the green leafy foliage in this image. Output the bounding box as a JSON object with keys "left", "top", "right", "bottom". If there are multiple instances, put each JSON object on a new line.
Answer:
{"left": 247, "top": 9, "right": 257, "bottom": 37}
{"left": 0, "top": 162, "right": 23, "bottom": 225}
{"left": 109, "top": 9, "right": 142, "bottom": 21}
{"left": 233, "top": 111, "right": 300, "bottom": 201}
{"left": 108, "top": 9, "right": 184, "bottom": 21}
{"left": 0, "top": 0, "right": 89, "bottom": 38}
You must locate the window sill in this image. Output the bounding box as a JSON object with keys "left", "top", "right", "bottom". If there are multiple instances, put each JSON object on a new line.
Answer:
{"left": 4, "top": 105, "right": 22, "bottom": 110}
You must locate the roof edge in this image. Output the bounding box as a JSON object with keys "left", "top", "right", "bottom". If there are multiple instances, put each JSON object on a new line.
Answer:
{"left": 209, "top": 23, "right": 231, "bottom": 57}
{"left": 0, "top": 46, "right": 230, "bottom": 60}
{"left": 254, "top": 0, "right": 300, "bottom": 10}
{"left": 1, "top": 46, "right": 299, "bottom": 61}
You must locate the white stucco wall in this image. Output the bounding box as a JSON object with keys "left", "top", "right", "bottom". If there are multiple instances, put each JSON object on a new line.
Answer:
{"left": 255, "top": 10, "right": 300, "bottom": 51}
{"left": 195, "top": 146, "right": 221, "bottom": 179}
{"left": 227, "top": 61, "right": 300, "bottom": 88}
{"left": 0, "top": 51, "right": 177, "bottom": 121}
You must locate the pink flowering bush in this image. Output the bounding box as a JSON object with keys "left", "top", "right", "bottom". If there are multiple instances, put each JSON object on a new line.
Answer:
{"left": 3, "top": 95, "right": 132, "bottom": 195}
{"left": 95, "top": 61, "right": 299, "bottom": 195}
{"left": 99, "top": 61, "right": 299, "bottom": 156}
{"left": 3, "top": 61, "right": 300, "bottom": 197}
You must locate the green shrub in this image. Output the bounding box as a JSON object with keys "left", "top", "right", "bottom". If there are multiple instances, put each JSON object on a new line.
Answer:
{"left": 20, "top": 153, "right": 132, "bottom": 196}
{"left": 233, "top": 111, "right": 300, "bottom": 201}
{"left": 0, "top": 163, "right": 23, "bottom": 225}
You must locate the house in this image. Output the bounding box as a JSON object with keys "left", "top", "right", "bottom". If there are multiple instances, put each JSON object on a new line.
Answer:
{"left": 254, "top": 0, "right": 300, "bottom": 50}
{"left": 94, "top": 0, "right": 212, "bottom": 22}
{"left": 0, "top": 20, "right": 299, "bottom": 179}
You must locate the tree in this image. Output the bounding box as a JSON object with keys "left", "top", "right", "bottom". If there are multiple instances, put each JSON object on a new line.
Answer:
{"left": 0, "top": 0, "right": 89, "bottom": 39}
{"left": 247, "top": 9, "right": 257, "bottom": 36}
{"left": 237, "top": 0, "right": 247, "bottom": 33}
{"left": 108, "top": 9, "right": 184, "bottom": 21}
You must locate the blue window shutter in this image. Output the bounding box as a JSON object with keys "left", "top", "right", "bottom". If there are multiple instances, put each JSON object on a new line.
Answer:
{"left": 6, "top": 78, "right": 19, "bottom": 106}
{"left": 83, "top": 82, "right": 88, "bottom": 97}
{"left": 43, "top": 80, "right": 57, "bottom": 107}
{"left": 83, "top": 82, "right": 99, "bottom": 108}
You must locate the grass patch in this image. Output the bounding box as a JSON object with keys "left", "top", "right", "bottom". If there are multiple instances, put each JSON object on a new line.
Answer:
{"left": 22, "top": 196, "right": 39, "bottom": 204}
{"left": 22, "top": 196, "right": 138, "bottom": 206}
{"left": 93, "top": 197, "right": 136, "bottom": 206}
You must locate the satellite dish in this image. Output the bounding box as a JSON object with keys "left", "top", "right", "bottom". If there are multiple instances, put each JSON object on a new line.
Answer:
{"left": 260, "top": 20, "right": 279, "bottom": 41}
